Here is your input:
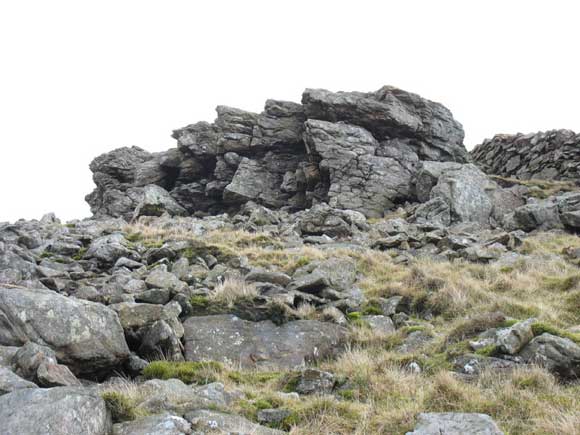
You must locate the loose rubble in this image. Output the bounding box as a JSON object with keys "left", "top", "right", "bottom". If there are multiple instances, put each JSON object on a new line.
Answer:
{"left": 1, "top": 85, "right": 579, "bottom": 434}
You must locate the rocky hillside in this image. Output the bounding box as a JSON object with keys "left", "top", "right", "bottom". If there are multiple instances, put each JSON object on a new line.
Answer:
{"left": 1, "top": 86, "right": 579, "bottom": 435}
{"left": 471, "top": 130, "right": 580, "bottom": 181}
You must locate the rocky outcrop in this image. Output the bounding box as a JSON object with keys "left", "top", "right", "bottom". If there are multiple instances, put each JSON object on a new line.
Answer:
{"left": 471, "top": 130, "right": 580, "bottom": 180}
{"left": 87, "top": 86, "right": 468, "bottom": 220}
{"left": 302, "top": 86, "right": 468, "bottom": 163}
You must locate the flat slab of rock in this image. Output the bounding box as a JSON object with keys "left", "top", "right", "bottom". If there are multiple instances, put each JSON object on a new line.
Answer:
{"left": 0, "top": 387, "right": 111, "bottom": 435}
{"left": 0, "top": 287, "right": 130, "bottom": 375}
{"left": 113, "top": 413, "right": 191, "bottom": 435}
{"left": 406, "top": 412, "right": 504, "bottom": 435}
{"left": 185, "top": 409, "right": 284, "bottom": 435}
{"left": 183, "top": 315, "right": 346, "bottom": 369}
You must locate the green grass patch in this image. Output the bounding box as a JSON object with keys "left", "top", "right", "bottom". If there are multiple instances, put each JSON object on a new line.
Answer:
{"left": 142, "top": 361, "right": 223, "bottom": 384}
{"left": 101, "top": 392, "right": 140, "bottom": 422}
{"left": 227, "top": 371, "right": 284, "bottom": 385}
{"left": 71, "top": 247, "right": 87, "bottom": 261}
{"left": 474, "top": 344, "right": 500, "bottom": 357}
{"left": 360, "top": 299, "right": 384, "bottom": 316}
{"left": 531, "top": 321, "right": 580, "bottom": 344}
{"left": 542, "top": 274, "right": 580, "bottom": 292}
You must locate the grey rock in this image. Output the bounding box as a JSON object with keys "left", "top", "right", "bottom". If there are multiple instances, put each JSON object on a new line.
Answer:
{"left": 513, "top": 200, "right": 563, "bottom": 231}
{"left": 139, "top": 319, "right": 184, "bottom": 361}
{"left": 132, "top": 184, "right": 187, "bottom": 220}
{"left": 145, "top": 267, "right": 187, "bottom": 293}
{"left": 519, "top": 333, "right": 580, "bottom": 379}
{"left": 257, "top": 408, "right": 292, "bottom": 425}
{"left": 111, "top": 302, "right": 165, "bottom": 330}
{"left": 135, "top": 379, "right": 240, "bottom": 415}
{"left": 0, "top": 367, "right": 37, "bottom": 395}
{"left": 183, "top": 315, "right": 346, "bottom": 369}
{"left": 36, "top": 362, "right": 81, "bottom": 387}
{"left": 414, "top": 161, "right": 464, "bottom": 203}
{"left": 412, "top": 197, "right": 451, "bottom": 227}
{"left": 294, "top": 368, "right": 335, "bottom": 395}
{"left": 298, "top": 203, "right": 367, "bottom": 237}
{"left": 0, "top": 387, "right": 112, "bottom": 435}
{"left": 185, "top": 409, "right": 284, "bottom": 435}
{"left": 0, "top": 287, "right": 130, "bottom": 375}
{"left": 496, "top": 318, "right": 535, "bottom": 355}
{"left": 302, "top": 86, "right": 467, "bottom": 163}
{"left": 135, "top": 288, "right": 171, "bottom": 305}
{"left": 471, "top": 129, "right": 580, "bottom": 181}
{"left": 362, "top": 315, "right": 396, "bottom": 334}
{"left": 0, "top": 345, "right": 18, "bottom": 368}
{"left": 12, "top": 342, "right": 57, "bottom": 380}
{"left": 303, "top": 119, "right": 415, "bottom": 218}
{"left": 245, "top": 269, "right": 292, "bottom": 287}
{"left": 112, "top": 414, "right": 191, "bottom": 435}
{"left": 430, "top": 164, "right": 496, "bottom": 225}
{"left": 406, "top": 412, "right": 504, "bottom": 435}
{"left": 85, "top": 233, "right": 139, "bottom": 266}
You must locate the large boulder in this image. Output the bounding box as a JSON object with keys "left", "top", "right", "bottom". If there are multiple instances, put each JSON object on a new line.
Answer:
{"left": 223, "top": 151, "right": 304, "bottom": 208}
{"left": 0, "top": 387, "right": 112, "bottom": 435}
{"left": 430, "top": 164, "right": 496, "bottom": 225}
{"left": 131, "top": 184, "right": 187, "bottom": 220}
{"left": 406, "top": 412, "right": 504, "bottom": 435}
{"left": 297, "top": 203, "right": 368, "bottom": 237}
{"left": 85, "top": 233, "right": 139, "bottom": 266}
{"left": 302, "top": 86, "right": 468, "bottom": 163}
{"left": 518, "top": 333, "right": 580, "bottom": 379}
{"left": 183, "top": 314, "right": 346, "bottom": 369}
{"left": 0, "top": 287, "right": 130, "bottom": 375}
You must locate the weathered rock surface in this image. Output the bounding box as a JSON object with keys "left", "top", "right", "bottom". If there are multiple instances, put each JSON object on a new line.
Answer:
{"left": 302, "top": 86, "right": 467, "bottom": 163}
{"left": 183, "top": 315, "right": 346, "bottom": 369}
{"left": 471, "top": 130, "right": 580, "bottom": 180}
{"left": 0, "top": 287, "right": 130, "bottom": 375}
{"left": 406, "top": 412, "right": 504, "bottom": 435}
{"left": 0, "top": 367, "right": 37, "bottom": 395}
{"left": 0, "top": 387, "right": 112, "bottom": 435}
{"left": 87, "top": 85, "right": 468, "bottom": 220}
{"left": 303, "top": 119, "right": 416, "bottom": 217}
{"left": 519, "top": 333, "right": 580, "bottom": 379}
{"left": 112, "top": 414, "right": 191, "bottom": 435}
{"left": 185, "top": 409, "right": 284, "bottom": 435}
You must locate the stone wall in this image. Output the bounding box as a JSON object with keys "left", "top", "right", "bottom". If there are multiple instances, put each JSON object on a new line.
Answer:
{"left": 471, "top": 130, "right": 580, "bottom": 181}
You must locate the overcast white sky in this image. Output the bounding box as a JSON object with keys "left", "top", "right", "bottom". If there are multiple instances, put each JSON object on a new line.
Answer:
{"left": 1, "top": 1, "right": 579, "bottom": 222}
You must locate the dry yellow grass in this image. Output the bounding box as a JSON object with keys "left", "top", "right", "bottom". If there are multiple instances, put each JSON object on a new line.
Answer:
{"left": 122, "top": 221, "right": 580, "bottom": 434}
{"left": 210, "top": 275, "right": 259, "bottom": 306}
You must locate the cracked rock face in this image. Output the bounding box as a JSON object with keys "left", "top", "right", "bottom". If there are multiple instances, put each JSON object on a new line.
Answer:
{"left": 303, "top": 119, "right": 417, "bottom": 218}
{"left": 87, "top": 86, "right": 468, "bottom": 220}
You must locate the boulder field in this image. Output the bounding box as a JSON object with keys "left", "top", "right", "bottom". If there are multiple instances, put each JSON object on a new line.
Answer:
{"left": 1, "top": 85, "right": 579, "bottom": 434}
